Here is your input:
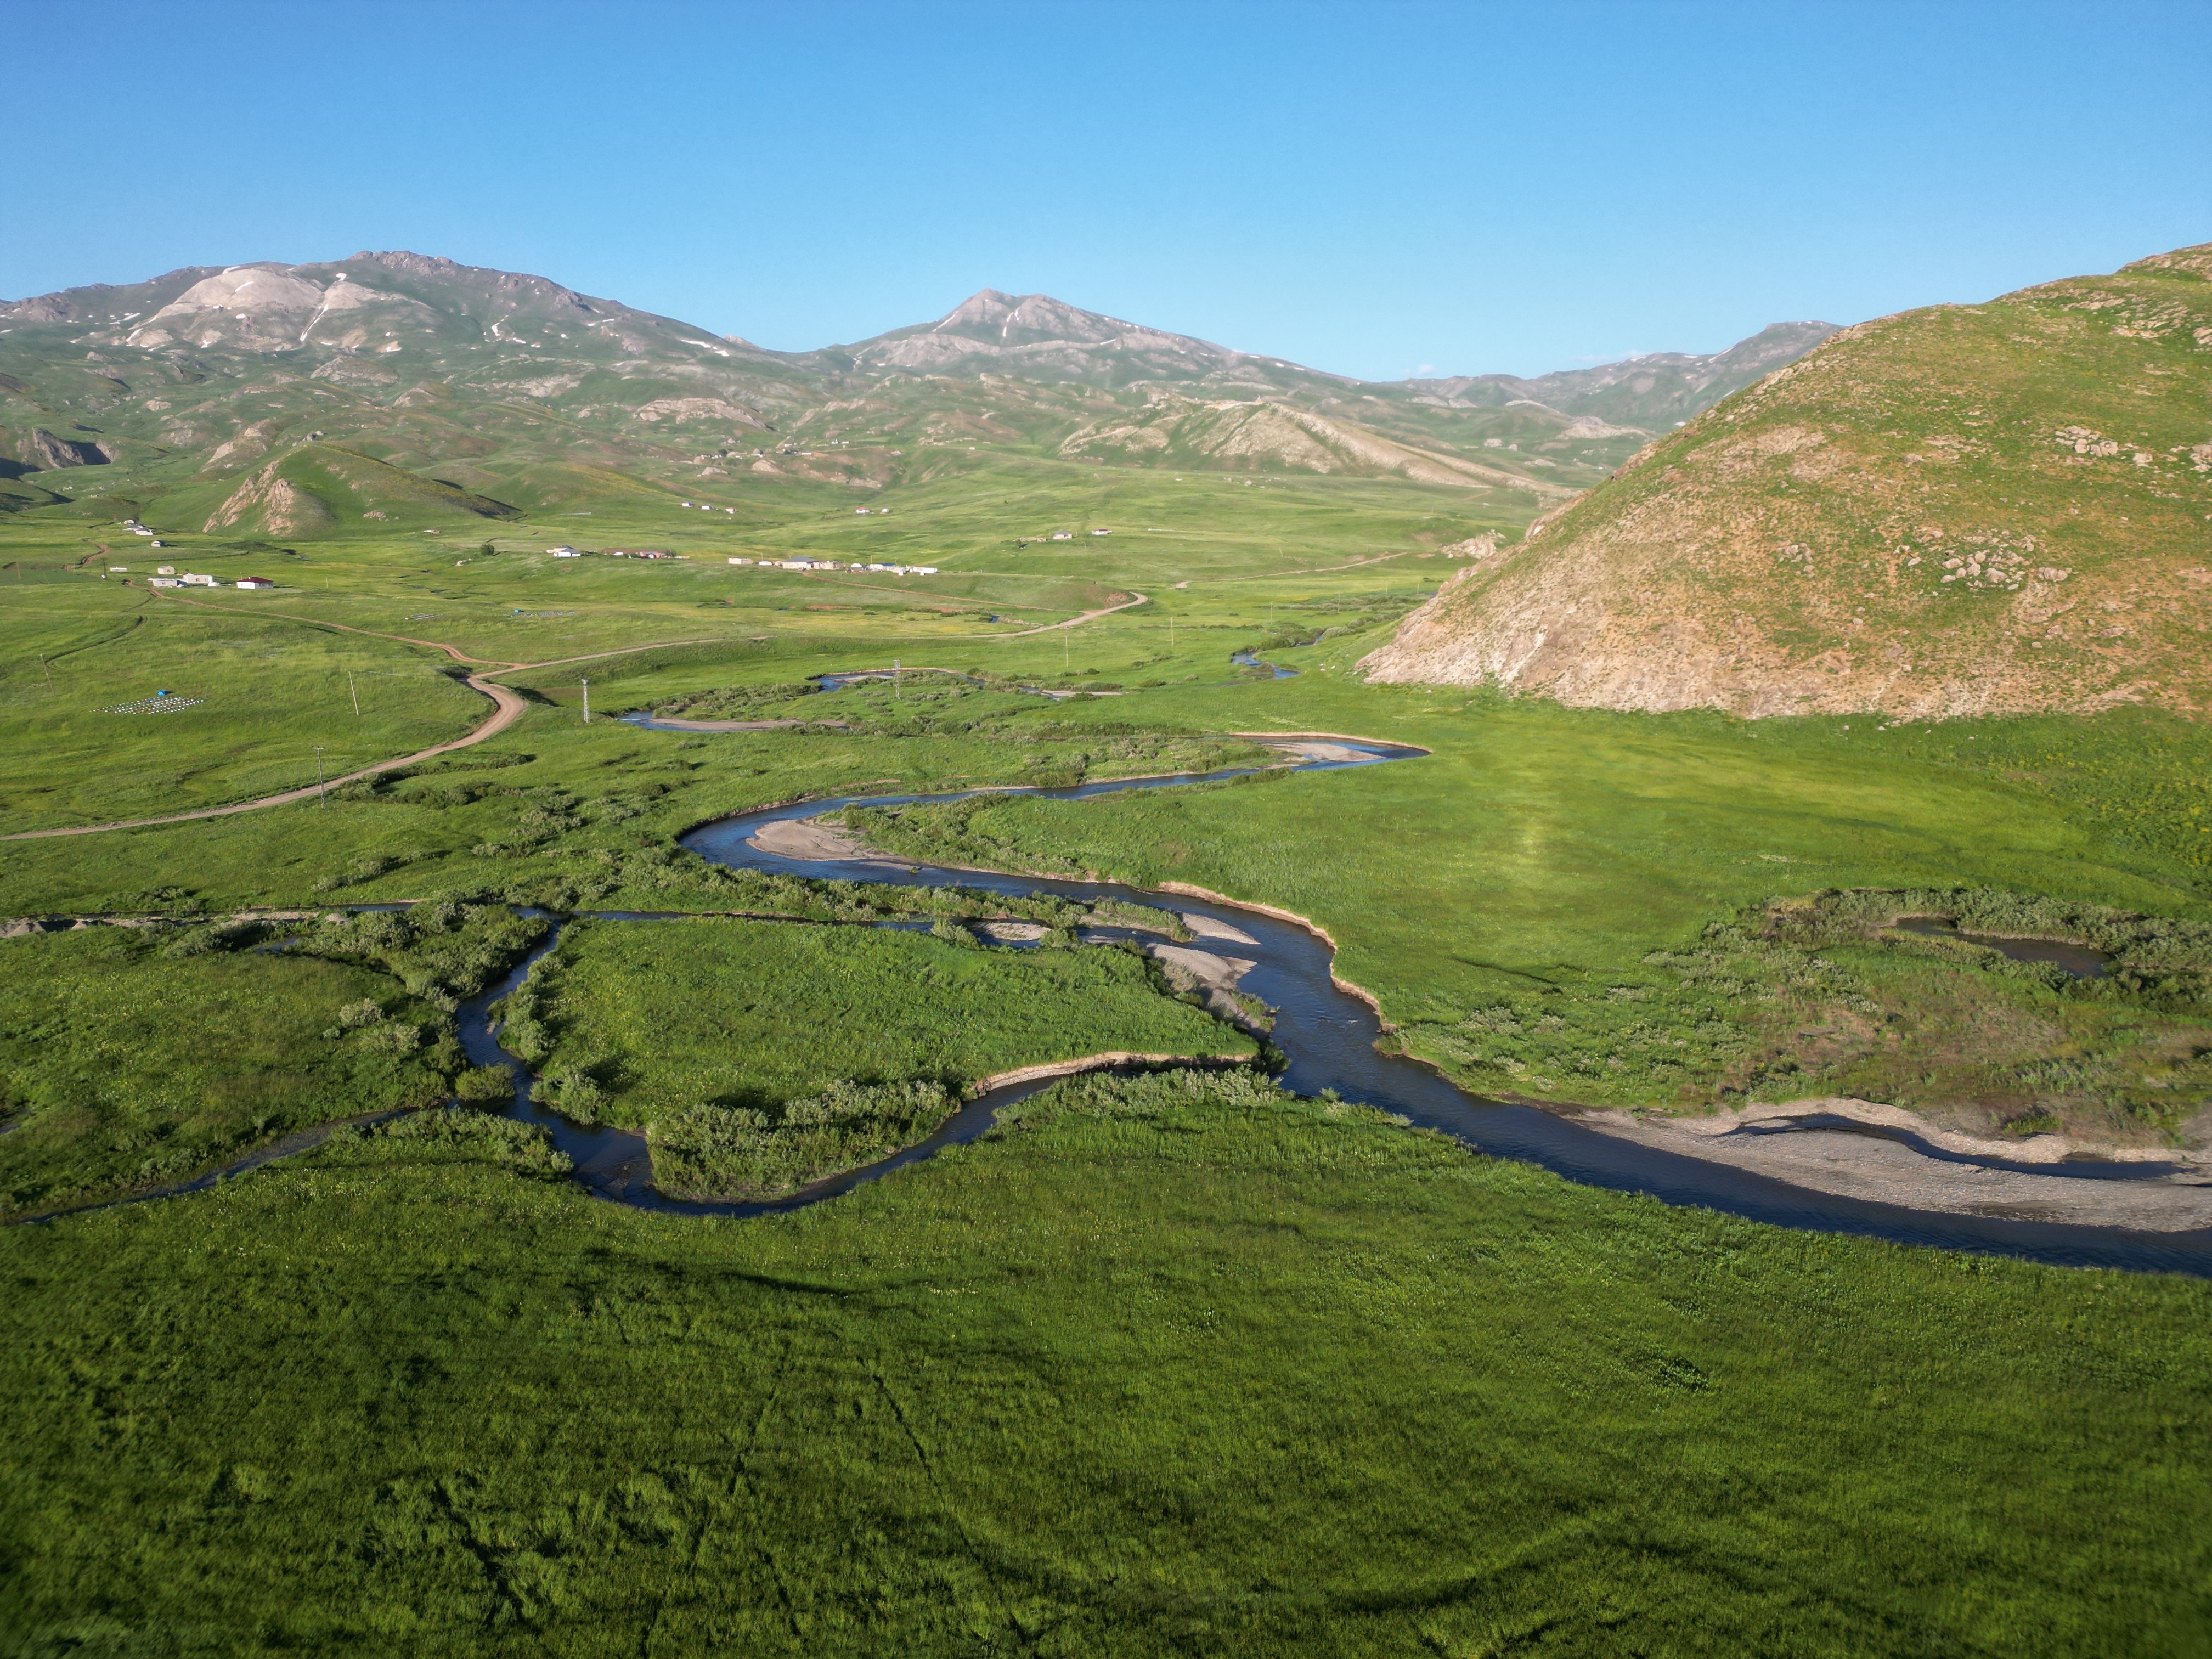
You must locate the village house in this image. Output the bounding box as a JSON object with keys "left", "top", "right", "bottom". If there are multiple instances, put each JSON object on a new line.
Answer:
{"left": 235, "top": 577, "right": 275, "bottom": 590}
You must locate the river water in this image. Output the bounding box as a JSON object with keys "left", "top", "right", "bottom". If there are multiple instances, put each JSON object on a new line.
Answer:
{"left": 439, "top": 742, "right": 2212, "bottom": 1274}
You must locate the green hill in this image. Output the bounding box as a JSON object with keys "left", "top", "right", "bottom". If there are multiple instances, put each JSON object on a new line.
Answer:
{"left": 1362, "top": 244, "right": 2212, "bottom": 718}
{"left": 178, "top": 442, "right": 517, "bottom": 537}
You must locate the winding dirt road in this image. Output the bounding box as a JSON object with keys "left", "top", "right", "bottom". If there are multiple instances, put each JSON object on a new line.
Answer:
{"left": 5, "top": 583, "right": 1148, "bottom": 840}
{"left": 1, "top": 674, "right": 532, "bottom": 841}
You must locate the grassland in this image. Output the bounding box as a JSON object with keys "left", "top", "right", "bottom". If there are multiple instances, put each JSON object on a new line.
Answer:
{"left": 844, "top": 636, "right": 2212, "bottom": 1147}
{"left": 0, "top": 923, "right": 466, "bottom": 1215}
{"left": 4, "top": 521, "right": 2208, "bottom": 1150}
{"left": 506, "top": 917, "right": 1255, "bottom": 1195}
{"left": 4, "top": 437, "right": 2211, "bottom": 1650}
{"left": 1, "top": 1067, "right": 2205, "bottom": 1655}
{"left": 0, "top": 582, "right": 485, "bottom": 830}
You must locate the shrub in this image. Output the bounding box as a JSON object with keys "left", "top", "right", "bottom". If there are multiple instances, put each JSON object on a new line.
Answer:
{"left": 454, "top": 1065, "right": 515, "bottom": 1103}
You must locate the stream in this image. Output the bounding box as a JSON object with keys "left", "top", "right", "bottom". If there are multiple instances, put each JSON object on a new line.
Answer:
{"left": 442, "top": 740, "right": 2212, "bottom": 1274}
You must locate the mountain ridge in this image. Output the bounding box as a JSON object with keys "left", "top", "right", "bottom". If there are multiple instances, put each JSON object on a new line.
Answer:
{"left": 0, "top": 253, "right": 1840, "bottom": 524}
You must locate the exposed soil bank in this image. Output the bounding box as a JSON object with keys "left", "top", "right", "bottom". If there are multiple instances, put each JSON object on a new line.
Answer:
{"left": 1572, "top": 1098, "right": 2212, "bottom": 1233}
{"left": 747, "top": 816, "right": 877, "bottom": 860}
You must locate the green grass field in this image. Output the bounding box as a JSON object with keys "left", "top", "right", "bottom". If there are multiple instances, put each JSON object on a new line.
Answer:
{"left": 508, "top": 917, "right": 1255, "bottom": 1195}
{"left": 3, "top": 452, "right": 2210, "bottom": 1651}
{"left": 1, "top": 1068, "right": 2205, "bottom": 1655}
{"left": 0, "top": 924, "right": 465, "bottom": 1215}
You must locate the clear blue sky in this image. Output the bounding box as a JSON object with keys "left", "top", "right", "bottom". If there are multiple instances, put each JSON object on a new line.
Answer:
{"left": 7, "top": 1, "right": 2205, "bottom": 380}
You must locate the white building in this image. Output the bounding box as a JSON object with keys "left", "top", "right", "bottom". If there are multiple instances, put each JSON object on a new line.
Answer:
{"left": 236, "top": 577, "right": 274, "bottom": 590}
{"left": 546, "top": 545, "right": 579, "bottom": 557}
{"left": 149, "top": 577, "right": 183, "bottom": 588}
{"left": 180, "top": 573, "right": 219, "bottom": 586}
{"left": 156, "top": 565, "right": 175, "bottom": 575}
{"left": 1091, "top": 528, "right": 1111, "bottom": 537}
{"left": 729, "top": 557, "right": 753, "bottom": 565}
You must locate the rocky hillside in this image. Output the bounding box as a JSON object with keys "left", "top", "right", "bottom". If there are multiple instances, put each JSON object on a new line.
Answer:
{"left": 1056, "top": 392, "right": 1577, "bottom": 499}
{"left": 1362, "top": 245, "right": 2212, "bottom": 719}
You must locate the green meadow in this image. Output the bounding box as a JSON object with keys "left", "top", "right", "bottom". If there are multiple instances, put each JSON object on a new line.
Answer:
{"left": 0, "top": 923, "right": 464, "bottom": 1216}
{"left": 508, "top": 916, "right": 1255, "bottom": 1194}
{"left": 3, "top": 455, "right": 2210, "bottom": 1651}
{"left": 2, "top": 1069, "right": 2206, "bottom": 1655}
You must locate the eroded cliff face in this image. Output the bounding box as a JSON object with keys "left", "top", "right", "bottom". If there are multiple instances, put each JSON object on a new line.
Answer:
{"left": 1362, "top": 246, "right": 2212, "bottom": 719}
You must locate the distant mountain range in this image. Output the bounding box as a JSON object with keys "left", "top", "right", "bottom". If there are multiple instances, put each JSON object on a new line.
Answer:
{"left": 1362, "top": 244, "right": 2212, "bottom": 719}
{"left": 0, "top": 251, "right": 1836, "bottom": 531}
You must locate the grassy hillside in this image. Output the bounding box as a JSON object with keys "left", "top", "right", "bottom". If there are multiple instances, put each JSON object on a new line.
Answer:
{"left": 1364, "top": 244, "right": 2212, "bottom": 718}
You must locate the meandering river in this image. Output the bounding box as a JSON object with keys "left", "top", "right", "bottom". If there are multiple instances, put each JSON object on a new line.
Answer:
{"left": 447, "top": 740, "right": 2212, "bottom": 1275}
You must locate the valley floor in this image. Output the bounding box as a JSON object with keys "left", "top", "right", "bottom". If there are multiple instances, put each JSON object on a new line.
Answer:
{"left": 3, "top": 494, "right": 2209, "bottom": 1653}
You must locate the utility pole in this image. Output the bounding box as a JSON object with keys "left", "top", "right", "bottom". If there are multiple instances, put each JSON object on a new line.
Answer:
{"left": 894, "top": 658, "right": 901, "bottom": 701}
{"left": 348, "top": 671, "right": 359, "bottom": 716}
{"left": 1063, "top": 629, "right": 1070, "bottom": 671}
{"left": 580, "top": 678, "right": 590, "bottom": 724}
{"left": 38, "top": 655, "right": 50, "bottom": 687}
{"left": 315, "top": 746, "right": 326, "bottom": 805}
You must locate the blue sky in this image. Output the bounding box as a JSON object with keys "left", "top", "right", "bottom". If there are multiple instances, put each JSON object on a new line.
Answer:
{"left": 7, "top": 1, "right": 2205, "bottom": 380}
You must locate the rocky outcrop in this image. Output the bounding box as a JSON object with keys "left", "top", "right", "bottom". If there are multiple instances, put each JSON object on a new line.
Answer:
{"left": 10, "top": 428, "right": 111, "bottom": 469}
{"left": 204, "top": 461, "right": 335, "bottom": 535}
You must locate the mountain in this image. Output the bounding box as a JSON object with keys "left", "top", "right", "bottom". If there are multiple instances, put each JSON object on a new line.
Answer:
{"left": 0, "top": 251, "right": 831, "bottom": 524}
{"left": 786, "top": 290, "right": 1831, "bottom": 495}
{"left": 1361, "top": 245, "right": 2212, "bottom": 719}
{"left": 800, "top": 289, "right": 1301, "bottom": 391}
{"left": 1395, "top": 322, "right": 1842, "bottom": 428}
{"left": 0, "top": 256, "right": 1836, "bottom": 528}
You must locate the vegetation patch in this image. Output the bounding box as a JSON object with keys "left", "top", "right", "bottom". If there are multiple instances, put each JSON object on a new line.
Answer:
{"left": 1410, "top": 887, "right": 2212, "bottom": 1143}
{"left": 0, "top": 926, "right": 461, "bottom": 1213}
{"left": 501, "top": 916, "right": 1255, "bottom": 1195}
